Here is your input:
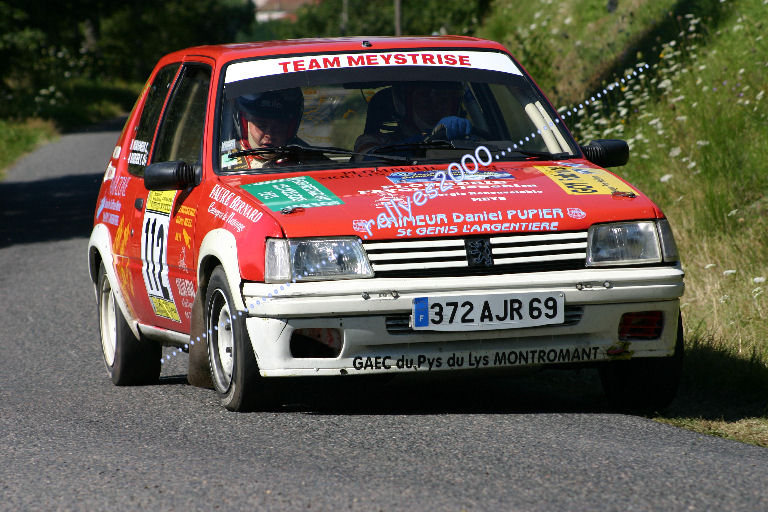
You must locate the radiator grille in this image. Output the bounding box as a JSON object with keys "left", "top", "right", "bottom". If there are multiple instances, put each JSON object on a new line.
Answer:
{"left": 364, "top": 231, "right": 588, "bottom": 278}
{"left": 385, "top": 305, "right": 584, "bottom": 335}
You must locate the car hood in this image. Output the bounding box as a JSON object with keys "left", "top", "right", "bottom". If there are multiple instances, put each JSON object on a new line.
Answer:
{"left": 223, "top": 159, "right": 660, "bottom": 239}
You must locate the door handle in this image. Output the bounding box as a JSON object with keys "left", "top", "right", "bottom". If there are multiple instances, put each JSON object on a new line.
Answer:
{"left": 134, "top": 198, "right": 144, "bottom": 210}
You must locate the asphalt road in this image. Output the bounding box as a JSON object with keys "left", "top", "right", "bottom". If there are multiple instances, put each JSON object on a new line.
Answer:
{"left": 1, "top": 124, "right": 767, "bottom": 511}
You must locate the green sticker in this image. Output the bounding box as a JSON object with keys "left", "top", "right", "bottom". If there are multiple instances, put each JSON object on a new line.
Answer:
{"left": 240, "top": 176, "right": 343, "bottom": 211}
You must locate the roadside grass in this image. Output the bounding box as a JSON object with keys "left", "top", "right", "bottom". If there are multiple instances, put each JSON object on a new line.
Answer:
{"left": 0, "top": 118, "right": 57, "bottom": 178}
{"left": 0, "top": 77, "right": 140, "bottom": 176}
{"left": 477, "top": 0, "right": 732, "bottom": 106}
{"left": 660, "top": 329, "right": 768, "bottom": 446}
{"left": 548, "top": 0, "right": 768, "bottom": 444}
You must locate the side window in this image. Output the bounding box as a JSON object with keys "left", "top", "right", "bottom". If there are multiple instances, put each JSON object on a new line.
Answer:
{"left": 152, "top": 64, "right": 212, "bottom": 165}
{"left": 128, "top": 63, "right": 180, "bottom": 176}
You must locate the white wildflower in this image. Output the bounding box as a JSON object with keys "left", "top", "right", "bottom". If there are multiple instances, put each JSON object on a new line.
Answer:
{"left": 727, "top": 209, "right": 738, "bottom": 216}
{"left": 718, "top": 294, "right": 730, "bottom": 303}
{"left": 660, "top": 174, "right": 674, "bottom": 182}
{"left": 723, "top": 270, "right": 737, "bottom": 276}
{"left": 676, "top": 115, "right": 688, "bottom": 122}
{"left": 696, "top": 140, "right": 710, "bottom": 146}
{"left": 687, "top": 161, "right": 696, "bottom": 169}
{"left": 704, "top": 263, "right": 716, "bottom": 269}
{"left": 754, "top": 277, "right": 766, "bottom": 283}
{"left": 669, "top": 147, "right": 682, "bottom": 157}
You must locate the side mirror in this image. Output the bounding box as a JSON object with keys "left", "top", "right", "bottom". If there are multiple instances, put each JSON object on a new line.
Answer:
{"left": 144, "top": 161, "right": 201, "bottom": 190}
{"left": 579, "top": 139, "right": 629, "bottom": 168}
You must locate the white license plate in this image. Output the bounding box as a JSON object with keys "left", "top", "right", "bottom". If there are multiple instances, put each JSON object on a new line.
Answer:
{"left": 411, "top": 292, "right": 565, "bottom": 331}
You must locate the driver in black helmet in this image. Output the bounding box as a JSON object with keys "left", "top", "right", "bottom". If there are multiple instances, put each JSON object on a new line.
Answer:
{"left": 226, "top": 88, "right": 304, "bottom": 169}
{"left": 355, "top": 81, "right": 471, "bottom": 155}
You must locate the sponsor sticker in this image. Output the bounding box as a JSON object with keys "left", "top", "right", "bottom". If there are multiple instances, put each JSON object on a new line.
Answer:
{"left": 387, "top": 169, "right": 515, "bottom": 184}
{"left": 142, "top": 190, "right": 181, "bottom": 322}
{"left": 350, "top": 346, "right": 603, "bottom": 371}
{"left": 128, "top": 139, "right": 149, "bottom": 166}
{"left": 103, "top": 162, "right": 116, "bottom": 182}
{"left": 536, "top": 165, "right": 635, "bottom": 195}
{"left": 109, "top": 176, "right": 129, "bottom": 197}
{"left": 241, "top": 176, "right": 343, "bottom": 211}
{"left": 150, "top": 297, "right": 181, "bottom": 322}
{"left": 146, "top": 190, "right": 177, "bottom": 215}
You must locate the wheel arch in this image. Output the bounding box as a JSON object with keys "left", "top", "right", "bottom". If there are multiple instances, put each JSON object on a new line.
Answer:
{"left": 197, "top": 228, "right": 246, "bottom": 311}
{"left": 87, "top": 224, "right": 142, "bottom": 339}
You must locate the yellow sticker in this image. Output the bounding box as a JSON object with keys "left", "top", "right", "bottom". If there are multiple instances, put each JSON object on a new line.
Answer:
{"left": 146, "top": 190, "right": 177, "bottom": 215}
{"left": 179, "top": 205, "right": 196, "bottom": 217}
{"left": 536, "top": 165, "right": 635, "bottom": 195}
{"left": 150, "top": 296, "right": 181, "bottom": 322}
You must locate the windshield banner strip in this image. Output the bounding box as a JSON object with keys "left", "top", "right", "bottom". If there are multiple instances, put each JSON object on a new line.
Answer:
{"left": 225, "top": 51, "right": 521, "bottom": 84}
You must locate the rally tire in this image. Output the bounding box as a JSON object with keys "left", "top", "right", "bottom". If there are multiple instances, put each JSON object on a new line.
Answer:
{"left": 187, "top": 290, "right": 213, "bottom": 389}
{"left": 205, "top": 266, "right": 272, "bottom": 412}
{"left": 97, "top": 262, "right": 161, "bottom": 385}
{"left": 599, "top": 314, "right": 684, "bottom": 413}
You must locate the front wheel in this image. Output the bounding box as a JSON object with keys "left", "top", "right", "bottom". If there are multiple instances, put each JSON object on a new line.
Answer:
{"left": 599, "top": 314, "right": 684, "bottom": 413}
{"left": 97, "top": 262, "right": 160, "bottom": 385}
{"left": 206, "top": 266, "right": 273, "bottom": 411}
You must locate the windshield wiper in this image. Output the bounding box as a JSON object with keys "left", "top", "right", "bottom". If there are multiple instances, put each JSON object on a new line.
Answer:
{"left": 229, "top": 144, "right": 412, "bottom": 164}
{"left": 371, "top": 140, "right": 460, "bottom": 153}
{"left": 500, "top": 149, "right": 571, "bottom": 160}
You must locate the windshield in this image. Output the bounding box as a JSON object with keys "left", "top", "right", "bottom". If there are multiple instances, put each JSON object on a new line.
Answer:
{"left": 217, "top": 50, "right": 577, "bottom": 173}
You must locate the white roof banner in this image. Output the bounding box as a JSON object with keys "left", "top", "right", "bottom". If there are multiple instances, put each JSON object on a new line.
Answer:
{"left": 225, "top": 50, "right": 521, "bottom": 83}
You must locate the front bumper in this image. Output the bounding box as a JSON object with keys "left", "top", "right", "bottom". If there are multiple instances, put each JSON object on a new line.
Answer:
{"left": 240, "top": 266, "right": 684, "bottom": 377}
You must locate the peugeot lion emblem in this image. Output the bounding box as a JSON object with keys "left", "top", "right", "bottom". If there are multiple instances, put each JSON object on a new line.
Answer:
{"left": 465, "top": 238, "right": 494, "bottom": 268}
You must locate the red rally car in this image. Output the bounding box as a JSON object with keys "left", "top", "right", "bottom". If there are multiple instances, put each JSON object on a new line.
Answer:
{"left": 88, "top": 36, "right": 684, "bottom": 411}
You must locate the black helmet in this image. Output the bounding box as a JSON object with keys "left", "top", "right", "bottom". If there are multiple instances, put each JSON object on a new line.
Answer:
{"left": 236, "top": 88, "right": 304, "bottom": 122}
{"left": 391, "top": 81, "right": 464, "bottom": 129}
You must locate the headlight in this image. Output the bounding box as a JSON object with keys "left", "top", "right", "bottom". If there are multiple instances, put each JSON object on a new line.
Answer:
{"left": 265, "top": 237, "right": 374, "bottom": 283}
{"left": 586, "top": 221, "right": 661, "bottom": 266}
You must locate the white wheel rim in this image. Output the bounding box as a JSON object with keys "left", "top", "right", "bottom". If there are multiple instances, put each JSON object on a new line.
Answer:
{"left": 209, "top": 289, "right": 234, "bottom": 392}
{"left": 100, "top": 279, "right": 117, "bottom": 367}
{"left": 217, "top": 302, "right": 234, "bottom": 383}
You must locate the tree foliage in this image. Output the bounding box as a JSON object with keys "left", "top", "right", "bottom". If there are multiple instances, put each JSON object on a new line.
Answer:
{"left": 1, "top": 0, "right": 493, "bottom": 120}
{"left": 257, "top": 0, "right": 492, "bottom": 40}
{"left": 0, "top": 0, "right": 254, "bottom": 117}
